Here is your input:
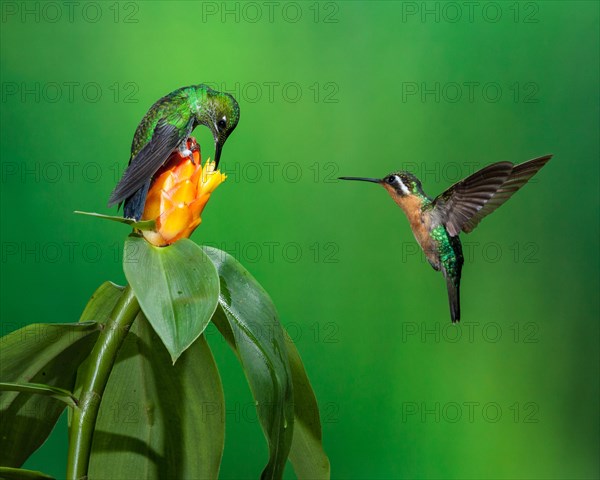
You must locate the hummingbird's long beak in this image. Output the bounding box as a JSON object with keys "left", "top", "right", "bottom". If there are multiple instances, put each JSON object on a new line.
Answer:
{"left": 214, "top": 141, "right": 223, "bottom": 167}
{"left": 338, "top": 176, "right": 381, "bottom": 184}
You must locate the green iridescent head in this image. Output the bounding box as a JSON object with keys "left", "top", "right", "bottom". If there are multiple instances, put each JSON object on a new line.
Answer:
{"left": 382, "top": 171, "right": 424, "bottom": 197}
{"left": 195, "top": 85, "right": 240, "bottom": 166}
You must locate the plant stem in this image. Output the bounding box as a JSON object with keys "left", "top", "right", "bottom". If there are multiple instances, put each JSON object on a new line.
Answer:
{"left": 66, "top": 285, "right": 140, "bottom": 480}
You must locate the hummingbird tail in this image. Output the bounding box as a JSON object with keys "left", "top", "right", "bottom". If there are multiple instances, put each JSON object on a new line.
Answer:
{"left": 123, "top": 180, "right": 150, "bottom": 221}
{"left": 443, "top": 272, "right": 461, "bottom": 323}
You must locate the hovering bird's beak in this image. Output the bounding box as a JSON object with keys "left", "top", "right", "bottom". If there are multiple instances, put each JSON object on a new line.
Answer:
{"left": 338, "top": 176, "right": 381, "bottom": 184}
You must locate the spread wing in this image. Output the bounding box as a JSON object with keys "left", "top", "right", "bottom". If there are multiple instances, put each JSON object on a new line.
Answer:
{"left": 462, "top": 155, "right": 552, "bottom": 233}
{"left": 432, "top": 162, "right": 514, "bottom": 236}
{"left": 107, "top": 119, "right": 185, "bottom": 207}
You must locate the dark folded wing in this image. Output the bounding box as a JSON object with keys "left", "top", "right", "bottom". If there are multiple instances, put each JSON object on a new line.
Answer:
{"left": 462, "top": 155, "right": 552, "bottom": 233}
{"left": 432, "top": 162, "right": 514, "bottom": 236}
{"left": 107, "top": 120, "right": 183, "bottom": 207}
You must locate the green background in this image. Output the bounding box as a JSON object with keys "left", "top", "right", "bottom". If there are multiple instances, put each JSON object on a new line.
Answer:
{"left": 1, "top": 1, "right": 598, "bottom": 479}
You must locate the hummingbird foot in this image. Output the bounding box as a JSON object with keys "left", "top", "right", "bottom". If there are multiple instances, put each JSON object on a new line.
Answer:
{"left": 189, "top": 137, "right": 200, "bottom": 164}
{"left": 180, "top": 137, "right": 200, "bottom": 164}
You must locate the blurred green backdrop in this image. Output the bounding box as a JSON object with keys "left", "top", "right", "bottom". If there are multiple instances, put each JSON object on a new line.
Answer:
{"left": 1, "top": 1, "right": 598, "bottom": 479}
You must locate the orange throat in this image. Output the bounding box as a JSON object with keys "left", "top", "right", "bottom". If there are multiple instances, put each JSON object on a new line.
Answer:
{"left": 384, "top": 189, "right": 438, "bottom": 265}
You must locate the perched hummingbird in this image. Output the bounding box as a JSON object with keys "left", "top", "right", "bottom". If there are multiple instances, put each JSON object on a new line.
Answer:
{"left": 108, "top": 84, "right": 240, "bottom": 220}
{"left": 340, "top": 155, "right": 552, "bottom": 323}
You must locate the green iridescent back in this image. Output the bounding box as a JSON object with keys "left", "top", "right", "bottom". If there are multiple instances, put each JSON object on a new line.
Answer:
{"left": 130, "top": 85, "right": 208, "bottom": 159}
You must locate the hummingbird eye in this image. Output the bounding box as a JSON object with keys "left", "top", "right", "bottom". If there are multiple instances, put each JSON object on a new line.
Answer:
{"left": 217, "top": 117, "right": 227, "bottom": 130}
{"left": 386, "top": 175, "right": 396, "bottom": 185}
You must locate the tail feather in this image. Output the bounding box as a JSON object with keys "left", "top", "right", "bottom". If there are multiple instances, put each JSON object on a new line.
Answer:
{"left": 444, "top": 272, "right": 461, "bottom": 323}
{"left": 123, "top": 180, "right": 150, "bottom": 221}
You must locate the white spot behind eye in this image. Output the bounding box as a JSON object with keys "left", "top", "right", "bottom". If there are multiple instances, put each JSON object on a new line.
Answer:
{"left": 398, "top": 177, "right": 410, "bottom": 195}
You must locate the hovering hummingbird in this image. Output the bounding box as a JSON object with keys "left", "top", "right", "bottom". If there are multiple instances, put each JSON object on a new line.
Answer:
{"left": 340, "top": 155, "right": 552, "bottom": 323}
{"left": 108, "top": 84, "right": 240, "bottom": 220}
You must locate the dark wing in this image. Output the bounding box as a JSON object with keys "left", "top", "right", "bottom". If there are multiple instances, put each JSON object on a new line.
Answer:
{"left": 432, "top": 162, "right": 514, "bottom": 236}
{"left": 107, "top": 120, "right": 184, "bottom": 207}
{"left": 462, "top": 155, "right": 552, "bottom": 233}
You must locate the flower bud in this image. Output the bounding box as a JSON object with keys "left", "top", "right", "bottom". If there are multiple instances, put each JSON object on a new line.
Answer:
{"left": 141, "top": 138, "right": 226, "bottom": 246}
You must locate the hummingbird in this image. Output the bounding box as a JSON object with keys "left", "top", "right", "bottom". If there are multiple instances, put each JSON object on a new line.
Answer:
{"left": 108, "top": 84, "right": 240, "bottom": 220}
{"left": 339, "top": 155, "right": 552, "bottom": 323}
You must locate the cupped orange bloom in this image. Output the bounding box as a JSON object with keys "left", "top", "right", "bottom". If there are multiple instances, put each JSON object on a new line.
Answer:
{"left": 141, "top": 137, "right": 226, "bottom": 246}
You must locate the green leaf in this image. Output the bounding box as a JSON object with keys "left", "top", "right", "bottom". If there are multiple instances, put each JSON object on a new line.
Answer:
{"left": 0, "top": 322, "right": 100, "bottom": 467}
{"left": 0, "top": 382, "right": 78, "bottom": 409}
{"left": 211, "top": 312, "right": 330, "bottom": 480}
{"left": 284, "top": 331, "right": 330, "bottom": 480}
{"left": 74, "top": 211, "right": 156, "bottom": 231}
{"left": 203, "top": 247, "right": 294, "bottom": 480}
{"left": 82, "top": 313, "right": 224, "bottom": 480}
{"left": 78, "top": 281, "right": 125, "bottom": 323}
{"left": 0, "top": 466, "right": 55, "bottom": 480}
{"left": 123, "top": 236, "right": 220, "bottom": 364}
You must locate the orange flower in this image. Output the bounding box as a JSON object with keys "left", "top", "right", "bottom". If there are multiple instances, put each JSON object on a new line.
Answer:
{"left": 141, "top": 138, "right": 227, "bottom": 246}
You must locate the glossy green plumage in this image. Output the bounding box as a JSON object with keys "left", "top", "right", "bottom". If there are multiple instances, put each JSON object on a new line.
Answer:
{"left": 430, "top": 224, "right": 463, "bottom": 322}
{"left": 130, "top": 86, "right": 204, "bottom": 159}
{"left": 430, "top": 225, "right": 463, "bottom": 283}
